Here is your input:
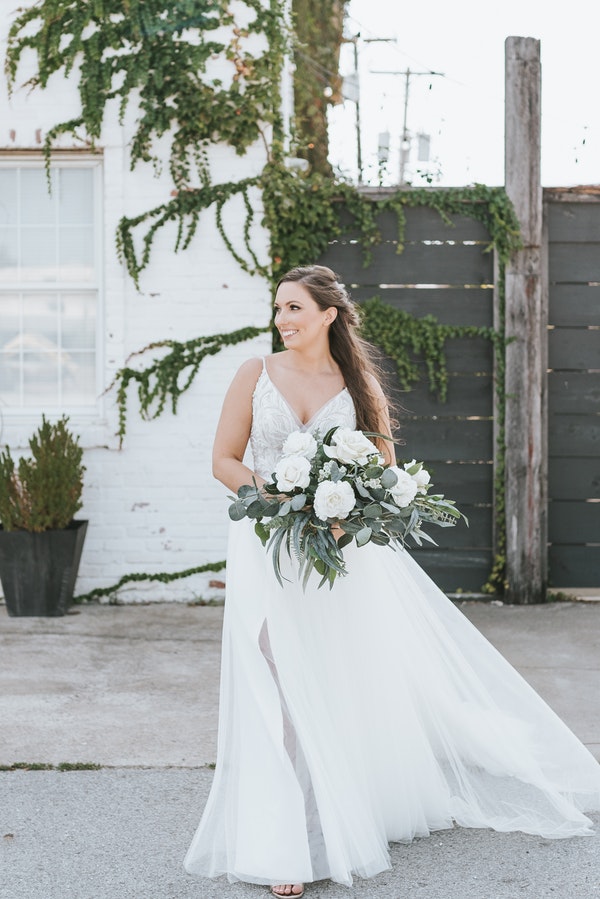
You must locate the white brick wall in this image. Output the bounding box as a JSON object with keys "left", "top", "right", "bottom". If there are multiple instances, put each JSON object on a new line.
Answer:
{"left": 0, "top": 0, "right": 275, "bottom": 601}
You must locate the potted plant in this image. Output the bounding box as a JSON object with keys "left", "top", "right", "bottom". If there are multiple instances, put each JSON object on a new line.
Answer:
{"left": 0, "top": 416, "right": 87, "bottom": 617}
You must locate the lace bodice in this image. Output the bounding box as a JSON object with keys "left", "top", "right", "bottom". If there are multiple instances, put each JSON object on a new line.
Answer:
{"left": 250, "top": 361, "right": 356, "bottom": 480}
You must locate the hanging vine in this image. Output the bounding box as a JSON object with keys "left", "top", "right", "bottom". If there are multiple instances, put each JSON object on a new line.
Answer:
{"left": 5, "top": 0, "right": 288, "bottom": 183}
{"left": 115, "top": 176, "right": 267, "bottom": 288}
{"left": 107, "top": 326, "right": 269, "bottom": 446}
{"left": 359, "top": 297, "right": 500, "bottom": 402}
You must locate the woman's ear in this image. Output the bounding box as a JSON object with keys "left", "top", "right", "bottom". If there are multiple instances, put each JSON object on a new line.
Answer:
{"left": 324, "top": 307, "right": 338, "bottom": 325}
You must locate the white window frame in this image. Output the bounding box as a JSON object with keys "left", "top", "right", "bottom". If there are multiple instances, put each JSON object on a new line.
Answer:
{"left": 0, "top": 152, "right": 112, "bottom": 448}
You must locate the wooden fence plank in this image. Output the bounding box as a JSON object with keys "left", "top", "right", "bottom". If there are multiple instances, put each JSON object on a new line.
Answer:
{"left": 400, "top": 419, "right": 493, "bottom": 461}
{"left": 548, "top": 243, "right": 600, "bottom": 283}
{"left": 548, "top": 500, "right": 600, "bottom": 543}
{"left": 335, "top": 206, "right": 493, "bottom": 243}
{"left": 548, "top": 372, "right": 600, "bottom": 413}
{"left": 444, "top": 340, "right": 494, "bottom": 373}
{"left": 548, "top": 328, "right": 600, "bottom": 370}
{"left": 396, "top": 375, "right": 493, "bottom": 418}
{"left": 549, "top": 458, "right": 600, "bottom": 500}
{"left": 420, "top": 461, "right": 494, "bottom": 504}
{"left": 547, "top": 202, "right": 600, "bottom": 242}
{"left": 351, "top": 286, "right": 494, "bottom": 327}
{"left": 408, "top": 549, "right": 492, "bottom": 591}
{"left": 548, "top": 414, "right": 600, "bottom": 457}
{"left": 322, "top": 241, "right": 494, "bottom": 285}
{"left": 419, "top": 505, "right": 491, "bottom": 549}
{"left": 548, "top": 546, "right": 600, "bottom": 588}
{"left": 549, "top": 285, "right": 600, "bottom": 326}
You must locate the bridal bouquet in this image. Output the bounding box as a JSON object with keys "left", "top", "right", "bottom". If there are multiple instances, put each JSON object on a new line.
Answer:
{"left": 228, "top": 427, "right": 466, "bottom": 589}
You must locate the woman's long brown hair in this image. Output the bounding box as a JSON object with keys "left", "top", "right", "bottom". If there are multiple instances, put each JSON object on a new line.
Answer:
{"left": 276, "top": 265, "right": 393, "bottom": 436}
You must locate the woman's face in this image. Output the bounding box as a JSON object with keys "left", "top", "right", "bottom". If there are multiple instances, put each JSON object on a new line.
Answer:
{"left": 274, "top": 281, "right": 336, "bottom": 349}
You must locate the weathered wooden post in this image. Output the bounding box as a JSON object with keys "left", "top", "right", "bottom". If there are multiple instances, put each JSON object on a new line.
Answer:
{"left": 504, "top": 36, "right": 547, "bottom": 603}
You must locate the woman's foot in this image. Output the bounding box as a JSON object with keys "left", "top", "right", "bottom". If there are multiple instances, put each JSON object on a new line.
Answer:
{"left": 271, "top": 885, "right": 304, "bottom": 898}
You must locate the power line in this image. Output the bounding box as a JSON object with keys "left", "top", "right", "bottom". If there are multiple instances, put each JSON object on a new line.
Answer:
{"left": 371, "top": 67, "right": 444, "bottom": 184}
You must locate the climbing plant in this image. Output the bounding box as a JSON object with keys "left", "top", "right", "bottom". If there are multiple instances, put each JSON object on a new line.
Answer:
{"left": 106, "top": 326, "right": 269, "bottom": 446}
{"left": 5, "top": 0, "right": 288, "bottom": 183}
{"left": 359, "top": 296, "right": 500, "bottom": 403}
{"left": 74, "top": 560, "right": 227, "bottom": 604}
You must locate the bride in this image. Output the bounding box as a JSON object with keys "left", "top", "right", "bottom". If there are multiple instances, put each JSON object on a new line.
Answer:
{"left": 184, "top": 265, "right": 600, "bottom": 897}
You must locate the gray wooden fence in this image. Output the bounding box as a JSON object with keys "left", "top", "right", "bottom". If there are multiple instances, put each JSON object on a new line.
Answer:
{"left": 319, "top": 204, "right": 495, "bottom": 591}
{"left": 317, "top": 191, "right": 600, "bottom": 592}
{"left": 546, "top": 191, "right": 600, "bottom": 587}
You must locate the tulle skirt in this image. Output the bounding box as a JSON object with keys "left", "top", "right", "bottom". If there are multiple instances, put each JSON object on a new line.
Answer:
{"left": 184, "top": 521, "right": 600, "bottom": 887}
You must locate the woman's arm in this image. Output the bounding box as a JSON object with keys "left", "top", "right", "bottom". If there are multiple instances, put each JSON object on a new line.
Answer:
{"left": 212, "top": 358, "right": 265, "bottom": 493}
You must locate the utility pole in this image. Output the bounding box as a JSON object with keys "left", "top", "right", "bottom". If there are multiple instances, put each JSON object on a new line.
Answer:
{"left": 341, "top": 35, "right": 363, "bottom": 182}
{"left": 342, "top": 36, "right": 397, "bottom": 184}
{"left": 371, "top": 67, "right": 444, "bottom": 185}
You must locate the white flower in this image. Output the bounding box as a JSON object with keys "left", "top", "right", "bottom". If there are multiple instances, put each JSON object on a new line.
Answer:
{"left": 388, "top": 467, "right": 418, "bottom": 508}
{"left": 323, "top": 428, "right": 381, "bottom": 465}
{"left": 313, "top": 479, "right": 356, "bottom": 521}
{"left": 282, "top": 430, "right": 318, "bottom": 459}
{"left": 274, "top": 455, "right": 312, "bottom": 492}
{"left": 404, "top": 459, "right": 431, "bottom": 494}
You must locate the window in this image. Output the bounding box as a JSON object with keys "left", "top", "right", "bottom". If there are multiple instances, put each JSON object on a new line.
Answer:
{"left": 0, "top": 160, "right": 101, "bottom": 413}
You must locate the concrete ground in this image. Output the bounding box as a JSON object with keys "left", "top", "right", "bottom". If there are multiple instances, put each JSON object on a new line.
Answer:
{"left": 1, "top": 598, "right": 599, "bottom": 898}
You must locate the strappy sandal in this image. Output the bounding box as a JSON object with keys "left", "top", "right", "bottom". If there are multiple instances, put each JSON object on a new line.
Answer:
{"left": 270, "top": 886, "right": 305, "bottom": 898}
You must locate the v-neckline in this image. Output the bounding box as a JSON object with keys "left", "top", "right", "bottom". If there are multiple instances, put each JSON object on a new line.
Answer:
{"left": 263, "top": 368, "right": 348, "bottom": 429}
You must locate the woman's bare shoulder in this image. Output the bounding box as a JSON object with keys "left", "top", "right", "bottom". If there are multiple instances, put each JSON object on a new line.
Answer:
{"left": 365, "top": 371, "right": 386, "bottom": 398}
{"left": 235, "top": 356, "right": 264, "bottom": 378}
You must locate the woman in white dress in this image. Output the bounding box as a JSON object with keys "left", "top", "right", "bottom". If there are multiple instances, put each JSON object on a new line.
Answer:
{"left": 185, "top": 265, "right": 600, "bottom": 897}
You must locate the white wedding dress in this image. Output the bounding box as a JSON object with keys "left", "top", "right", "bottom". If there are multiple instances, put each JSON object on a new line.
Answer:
{"left": 185, "top": 359, "right": 600, "bottom": 887}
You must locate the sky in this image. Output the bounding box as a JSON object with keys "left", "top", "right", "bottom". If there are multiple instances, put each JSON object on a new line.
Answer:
{"left": 328, "top": 0, "right": 598, "bottom": 187}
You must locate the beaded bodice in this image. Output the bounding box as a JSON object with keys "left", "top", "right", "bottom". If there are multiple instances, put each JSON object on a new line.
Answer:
{"left": 250, "top": 362, "right": 356, "bottom": 480}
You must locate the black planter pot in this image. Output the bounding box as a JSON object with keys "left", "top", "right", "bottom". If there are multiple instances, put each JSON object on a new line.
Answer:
{"left": 0, "top": 520, "right": 88, "bottom": 617}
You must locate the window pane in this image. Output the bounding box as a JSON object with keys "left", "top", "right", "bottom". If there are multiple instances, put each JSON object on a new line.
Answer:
{"left": 61, "top": 351, "right": 96, "bottom": 404}
{"left": 22, "top": 293, "right": 58, "bottom": 347}
{"left": 0, "top": 227, "right": 18, "bottom": 281}
{"left": 61, "top": 293, "right": 96, "bottom": 349}
{"left": 59, "top": 226, "right": 94, "bottom": 281}
{"left": 0, "top": 352, "right": 21, "bottom": 405}
{"left": 21, "top": 169, "right": 55, "bottom": 225}
{"left": 0, "top": 171, "right": 17, "bottom": 224}
{"left": 0, "top": 164, "right": 99, "bottom": 409}
{"left": 20, "top": 228, "right": 57, "bottom": 281}
{"left": 0, "top": 293, "right": 20, "bottom": 348}
{"left": 22, "top": 351, "right": 59, "bottom": 405}
{"left": 59, "top": 169, "right": 94, "bottom": 225}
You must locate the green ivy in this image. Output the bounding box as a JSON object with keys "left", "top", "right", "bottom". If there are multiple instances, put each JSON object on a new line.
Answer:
{"left": 116, "top": 177, "right": 267, "bottom": 288}
{"left": 359, "top": 297, "right": 500, "bottom": 402}
{"left": 107, "top": 326, "right": 269, "bottom": 446}
{"left": 74, "top": 560, "right": 226, "bottom": 604}
{"left": 5, "top": 0, "right": 288, "bottom": 182}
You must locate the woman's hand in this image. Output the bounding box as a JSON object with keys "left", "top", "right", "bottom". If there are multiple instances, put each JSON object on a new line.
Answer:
{"left": 330, "top": 522, "right": 344, "bottom": 542}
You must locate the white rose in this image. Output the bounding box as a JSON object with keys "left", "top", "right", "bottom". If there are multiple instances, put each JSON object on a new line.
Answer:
{"left": 323, "top": 428, "right": 381, "bottom": 465}
{"left": 404, "top": 459, "right": 431, "bottom": 494}
{"left": 274, "top": 455, "right": 312, "bottom": 492}
{"left": 282, "top": 430, "right": 317, "bottom": 459}
{"left": 313, "top": 479, "right": 356, "bottom": 521}
{"left": 388, "top": 467, "right": 418, "bottom": 508}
